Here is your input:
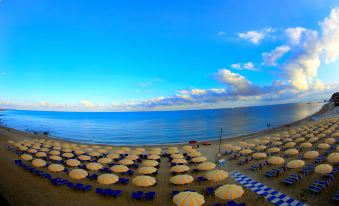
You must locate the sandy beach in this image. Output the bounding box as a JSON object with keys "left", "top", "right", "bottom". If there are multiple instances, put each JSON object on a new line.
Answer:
{"left": 0, "top": 103, "right": 338, "bottom": 206}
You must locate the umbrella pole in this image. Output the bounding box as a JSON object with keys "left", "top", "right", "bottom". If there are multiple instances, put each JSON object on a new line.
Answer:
{"left": 218, "top": 128, "right": 223, "bottom": 154}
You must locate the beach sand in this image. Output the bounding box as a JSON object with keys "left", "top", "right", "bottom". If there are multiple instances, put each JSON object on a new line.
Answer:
{"left": 0, "top": 103, "right": 338, "bottom": 206}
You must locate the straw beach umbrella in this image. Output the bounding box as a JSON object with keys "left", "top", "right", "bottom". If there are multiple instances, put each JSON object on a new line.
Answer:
{"left": 69, "top": 169, "right": 88, "bottom": 179}
{"left": 173, "top": 192, "right": 205, "bottom": 206}
{"left": 32, "top": 159, "right": 46, "bottom": 167}
{"left": 172, "top": 158, "right": 187, "bottom": 164}
{"left": 66, "top": 159, "right": 81, "bottom": 167}
{"left": 98, "top": 157, "right": 113, "bottom": 164}
{"left": 89, "top": 152, "right": 101, "bottom": 157}
{"left": 197, "top": 162, "right": 216, "bottom": 171}
{"left": 256, "top": 145, "right": 267, "bottom": 151}
{"left": 21, "top": 154, "right": 33, "bottom": 161}
{"left": 78, "top": 155, "right": 91, "bottom": 161}
{"left": 138, "top": 167, "right": 157, "bottom": 175}
{"left": 119, "top": 159, "right": 134, "bottom": 166}
{"left": 300, "top": 142, "right": 312, "bottom": 148}
{"left": 126, "top": 154, "right": 139, "bottom": 160}
{"left": 284, "top": 149, "right": 299, "bottom": 155}
{"left": 325, "top": 138, "right": 336, "bottom": 144}
{"left": 62, "top": 152, "right": 74, "bottom": 158}
{"left": 327, "top": 153, "right": 339, "bottom": 163}
{"left": 170, "top": 175, "right": 194, "bottom": 185}
{"left": 28, "top": 149, "right": 38, "bottom": 154}
{"left": 240, "top": 149, "right": 253, "bottom": 155}
{"left": 272, "top": 141, "right": 282, "bottom": 146}
{"left": 171, "top": 154, "right": 184, "bottom": 159}
{"left": 192, "top": 156, "right": 207, "bottom": 163}
{"left": 205, "top": 170, "right": 228, "bottom": 182}
{"left": 215, "top": 184, "right": 244, "bottom": 200}
{"left": 171, "top": 165, "right": 190, "bottom": 173}
{"left": 132, "top": 175, "right": 156, "bottom": 187}
{"left": 107, "top": 153, "right": 119, "bottom": 159}
{"left": 303, "top": 151, "right": 319, "bottom": 159}
{"left": 35, "top": 152, "right": 47, "bottom": 157}
{"left": 97, "top": 174, "right": 119, "bottom": 185}
{"left": 252, "top": 152, "right": 267, "bottom": 159}
{"left": 48, "top": 164, "right": 64, "bottom": 172}
{"left": 318, "top": 143, "right": 330, "bottom": 149}
{"left": 268, "top": 156, "right": 285, "bottom": 165}
{"left": 111, "top": 165, "right": 129, "bottom": 173}
{"left": 86, "top": 162, "right": 103, "bottom": 171}
{"left": 284, "top": 142, "right": 296, "bottom": 148}
{"left": 315, "top": 164, "right": 333, "bottom": 175}
{"left": 287, "top": 160, "right": 305, "bottom": 169}
{"left": 308, "top": 137, "right": 319, "bottom": 143}
{"left": 143, "top": 160, "right": 159, "bottom": 167}
{"left": 49, "top": 155, "right": 62, "bottom": 161}
{"left": 267, "top": 147, "right": 280, "bottom": 153}
{"left": 147, "top": 155, "right": 160, "bottom": 160}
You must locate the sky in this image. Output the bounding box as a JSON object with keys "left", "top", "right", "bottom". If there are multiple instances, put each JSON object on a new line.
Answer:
{"left": 0, "top": 0, "right": 339, "bottom": 111}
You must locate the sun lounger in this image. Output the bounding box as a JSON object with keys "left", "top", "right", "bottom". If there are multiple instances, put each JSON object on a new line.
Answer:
{"left": 74, "top": 183, "right": 83, "bottom": 190}
{"left": 206, "top": 187, "right": 215, "bottom": 196}
{"left": 170, "top": 190, "right": 180, "bottom": 197}
{"left": 119, "top": 178, "right": 129, "bottom": 184}
{"left": 197, "top": 176, "right": 207, "bottom": 182}
{"left": 132, "top": 191, "right": 144, "bottom": 200}
{"left": 127, "top": 170, "right": 134, "bottom": 176}
{"left": 144, "top": 191, "right": 155, "bottom": 200}
{"left": 82, "top": 185, "right": 92, "bottom": 192}
{"left": 333, "top": 190, "right": 339, "bottom": 201}
{"left": 96, "top": 188, "right": 104, "bottom": 195}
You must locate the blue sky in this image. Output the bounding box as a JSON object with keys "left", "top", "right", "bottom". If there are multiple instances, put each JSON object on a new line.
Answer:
{"left": 0, "top": 0, "right": 339, "bottom": 111}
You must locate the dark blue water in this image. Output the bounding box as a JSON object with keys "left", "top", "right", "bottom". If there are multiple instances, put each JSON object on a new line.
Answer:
{"left": 0, "top": 103, "right": 323, "bottom": 145}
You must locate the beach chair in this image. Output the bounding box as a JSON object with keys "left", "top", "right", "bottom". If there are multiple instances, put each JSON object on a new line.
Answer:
{"left": 74, "top": 183, "right": 84, "bottom": 190}
{"left": 333, "top": 190, "right": 339, "bottom": 201}
{"left": 206, "top": 187, "right": 215, "bottom": 196}
{"left": 127, "top": 170, "right": 134, "bottom": 176}
{"left": 132, "top": 191, "right": 144, "bottom": 200}
{"left": 119, "top": 178, "right": 129, "bottom": 184}
{"left": 197, "top": 176, "right": 207, "bottom": 182}
{"left": 170, "top": 190, "right": 180, "bottom": 197}
{"left": 227, "top": 200, "right": 238, "bottom": 206}
{"left": 112, "top": 190, "right": 122, "bottom": 198}
{"left": 67, "top": 182, "right": 74, "bottom": 189}
{"left": 82, "top": 185, "right": 92, "bottom": 192}
{"left": 144, "top": 191, "right": 156, "bottom": 200}
{"left": 96, "top": 188, "right": 104, "bottom": 195}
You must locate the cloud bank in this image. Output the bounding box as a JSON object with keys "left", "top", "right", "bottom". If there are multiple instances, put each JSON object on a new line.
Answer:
{"left": 1, "top": 8, "right": 339, "bottom": 111}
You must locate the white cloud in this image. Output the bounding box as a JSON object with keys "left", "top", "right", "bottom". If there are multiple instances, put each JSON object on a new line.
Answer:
{"left": 1, "top": 72, "right": 6, "bottom": 75}
{"left": 262, "top": 45, "right": 291, "bottom": 66}
{"left": 283, "top": 7, "right": 339, "bottom": 91}
{"left": 191, "top": 89, "right": 207, "bottom": 95}
{"left": 285, "top": 27, "right": 307, "bottom": 45}
{"left": 230, "top": 62, "right": 259, "bottom": 71}
{"left": 214, "top": 69, "right": 262, "bottom": 95}
{"left": 80, "top": 100, "right": 95, "bottom": 108}
{"left": 238, "top": 28, "right": 274, "bottom": 44}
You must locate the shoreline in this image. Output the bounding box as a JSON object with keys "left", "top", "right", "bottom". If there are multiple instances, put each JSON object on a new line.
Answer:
{"left": 0, "top": 102, "right": 338, "bottom": 206}
{"left": 0, "top": 102, "right": 329, "bottom": 147}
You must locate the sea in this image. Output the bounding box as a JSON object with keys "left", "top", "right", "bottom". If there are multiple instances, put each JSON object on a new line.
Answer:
{"left": 0, "top": 103, "right": 323, "bottom": 145}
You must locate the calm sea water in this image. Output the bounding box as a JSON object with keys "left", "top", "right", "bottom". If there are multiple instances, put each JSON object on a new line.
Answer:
{"left": 0, "top": 103, "right": 323, "bottom": 145}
